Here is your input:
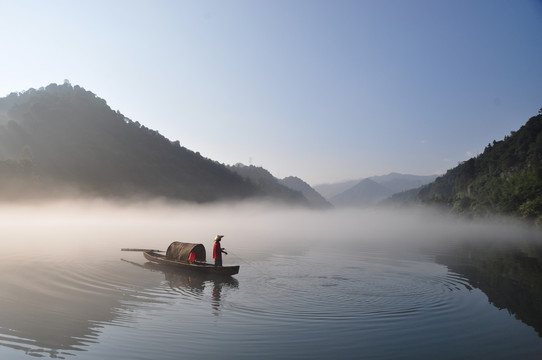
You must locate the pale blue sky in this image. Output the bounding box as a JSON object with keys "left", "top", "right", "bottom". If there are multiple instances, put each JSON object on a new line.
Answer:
{"left": 1, "top": 0, "right": 541, "bottom": 185}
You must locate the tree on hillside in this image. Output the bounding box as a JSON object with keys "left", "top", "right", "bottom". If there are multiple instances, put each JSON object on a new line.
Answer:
{"left": 0, "top": 83, "right": 260, "bottom": 202}
{"left": 411, "top": 111, "right": 542, "bottom": 223}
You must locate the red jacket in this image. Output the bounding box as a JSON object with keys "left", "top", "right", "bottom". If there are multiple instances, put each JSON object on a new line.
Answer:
{"left": 213, "top": 241, "right": 222, "bottom": 259}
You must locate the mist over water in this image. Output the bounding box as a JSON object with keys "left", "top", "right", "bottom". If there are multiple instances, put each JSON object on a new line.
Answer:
{"left": 2, "top": 199, "right": 538, "bottom": 258}
{"left": 1, "top": 200, "right": 541, "bottom": 359}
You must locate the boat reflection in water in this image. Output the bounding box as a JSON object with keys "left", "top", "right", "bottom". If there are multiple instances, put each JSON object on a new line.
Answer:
{"left": 122, "top": 259, "right": 239, "bottom": 315}
{"left": 0, "top": 252, "right": 239, "bottom": 359}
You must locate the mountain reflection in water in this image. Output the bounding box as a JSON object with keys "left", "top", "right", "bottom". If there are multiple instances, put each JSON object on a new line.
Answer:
{"left": 436, "top": 239, "right": 542, "bottom": 337}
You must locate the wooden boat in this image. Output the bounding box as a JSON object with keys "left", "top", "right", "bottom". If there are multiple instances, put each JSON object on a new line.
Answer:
{"left": 143, "top": 251, "right": 240, "bottom": 276}
{"left": 140, "top": 241, "right": 240, "bottom": 276}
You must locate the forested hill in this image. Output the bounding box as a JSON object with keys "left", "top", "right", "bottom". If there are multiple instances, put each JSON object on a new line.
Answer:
{"left": 394, "top": 110, "right": 542, "bottom": 222}
{"left": 0, "top": 82, "right": 260, "bottom": 202}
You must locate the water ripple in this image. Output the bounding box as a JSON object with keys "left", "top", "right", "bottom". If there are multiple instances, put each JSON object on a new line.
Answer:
{"left": 229, "top": 252, "right": 476, "bottom": 329}
{"left": 1, "top": 247, "right": 541, "bottom": 359}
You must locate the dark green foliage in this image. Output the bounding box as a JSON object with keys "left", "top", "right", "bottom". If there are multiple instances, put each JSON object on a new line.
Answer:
{"left": 0, "top": 158, "right": 37, "bottom": 199}
{"left": 0, "top": 83, "right": 260, "bottom": 202}
{"left": 413, "top": 112, "right": 542, "bottom": 222}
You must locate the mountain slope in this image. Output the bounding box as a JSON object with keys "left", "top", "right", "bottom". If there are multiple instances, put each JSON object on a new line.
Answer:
{"left": 279, "top": 176, "right": 333, "bottom": 209}
{"left": 228, "top": 164, "right": 310, "bottom": 205}
{"left": 0, "top": 83, "right": 258, "bottom": 201}
{"left": 370, "top": 173, "right": 438, "bottom": 193}
{"left": 313, "top": 180, "right": 360, "bottom": 200}
{"left": 404, "top": 110, "right": 542, "bottom": 222}
{"left": 319, "top": 173, "right": 438, "bottom": 207}
{"left": 330, "top": 178, "right": 393, "bottom": 207}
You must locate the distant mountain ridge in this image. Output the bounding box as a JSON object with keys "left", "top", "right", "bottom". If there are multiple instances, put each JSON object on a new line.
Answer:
{"left": 369, "top": 173, "right": 439, "bottom": 193}
{"left": 315, "top": 173, "right": 438, "bottom": 207}
{"left": 279, "top": 176, "right": 332, "bottom": 209}
{"left": 227, "top": 164, "right": 306, "bottom": 204}
{"left": 313, "top": 180, "right": 359, "bottom": 200}
{"left": 229, "top": 164, "right": 332, "bottom": 208}
{"left": 330, "top": 178, "right": 392, "bottom": 207}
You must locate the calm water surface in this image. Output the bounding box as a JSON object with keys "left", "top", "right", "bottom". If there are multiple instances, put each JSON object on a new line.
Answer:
{"left": 1, "top": 238, "right": 541, "bottom": 359}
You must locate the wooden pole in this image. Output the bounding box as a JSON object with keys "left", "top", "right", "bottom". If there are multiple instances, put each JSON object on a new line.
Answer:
{"left": 121, "top": 248, "right": 164, "bottom": 252}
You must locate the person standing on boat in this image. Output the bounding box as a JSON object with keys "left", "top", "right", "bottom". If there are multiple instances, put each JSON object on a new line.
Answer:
{"left": 213, "top": 235, "right": 228, "bottom": 266}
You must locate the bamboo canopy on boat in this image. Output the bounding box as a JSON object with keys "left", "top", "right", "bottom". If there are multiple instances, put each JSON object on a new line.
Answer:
{"left": 166, "top": 242, "right": 206, "bottom": 263}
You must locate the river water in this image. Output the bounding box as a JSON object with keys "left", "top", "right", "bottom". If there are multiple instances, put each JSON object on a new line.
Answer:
{"left": 0, "top": 202, "right": 541, "bottom": 359}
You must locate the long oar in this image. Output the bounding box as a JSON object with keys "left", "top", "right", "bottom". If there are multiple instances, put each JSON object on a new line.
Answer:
{"left": 121, "top": 248, "right": 164, "bottom": 252}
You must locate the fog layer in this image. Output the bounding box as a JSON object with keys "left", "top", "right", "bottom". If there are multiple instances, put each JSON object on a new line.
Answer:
{"left": 1, "top": 200, "right": 540, "bottom": 263}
